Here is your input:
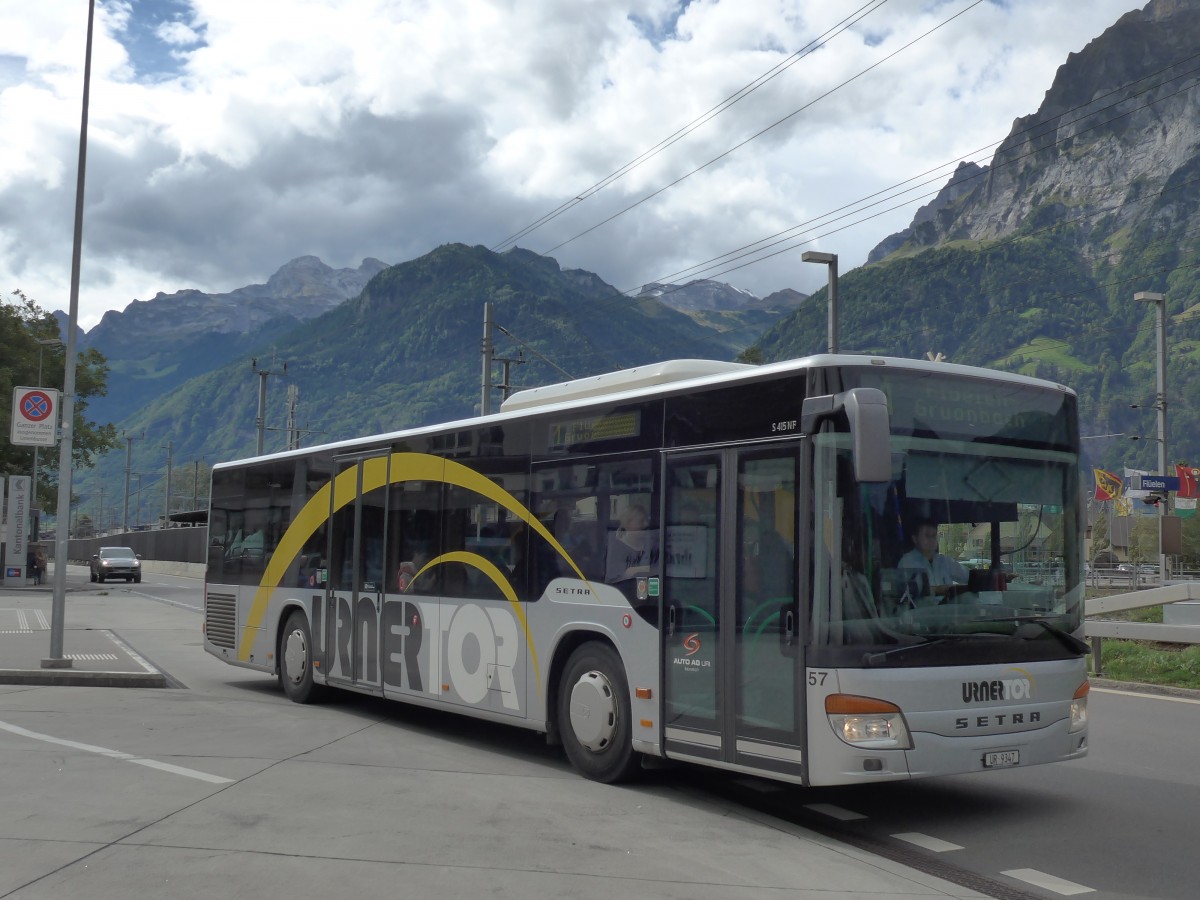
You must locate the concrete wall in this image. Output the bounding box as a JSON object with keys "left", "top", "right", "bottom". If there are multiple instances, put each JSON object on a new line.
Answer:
{"left": 43, "top": 527, "right": 208, "bottom": 576}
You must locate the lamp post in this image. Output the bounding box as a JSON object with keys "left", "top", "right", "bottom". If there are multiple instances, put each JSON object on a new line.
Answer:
{"left": 1135, "top": 291, "right": 1167, "bottom": 582}
{"left": 47, "top": 0, "right": 96, "bottom": 670}
{"left": 801, "top": 251, "right": 839, "bottom": 353}
{"left": 30, "top": 338, "right": 63, "bottom": 542}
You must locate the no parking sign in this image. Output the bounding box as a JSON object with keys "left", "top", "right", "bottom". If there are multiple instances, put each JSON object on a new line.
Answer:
{"left": 10, "top": 386, "right": 59, "bottom": 447}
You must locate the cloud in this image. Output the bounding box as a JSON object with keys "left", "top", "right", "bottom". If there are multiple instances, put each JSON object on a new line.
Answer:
{"left": 0, "top": 0, "right": 1140, "bottom": 329}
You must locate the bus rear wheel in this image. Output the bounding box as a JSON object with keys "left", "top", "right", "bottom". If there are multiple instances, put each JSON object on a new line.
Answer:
{"left": 557, "top": 642, "right": 640, "bottom": 783}
{"left": 279, "top": 610, "right": 324, "bottom": 704}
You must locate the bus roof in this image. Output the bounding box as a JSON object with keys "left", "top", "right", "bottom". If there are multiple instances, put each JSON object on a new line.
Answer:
{"left": 500, "top": 358, "right": 754, "bottom": 412}
{"left": 217, "top": 354, "right": 1075, "bottom": 468}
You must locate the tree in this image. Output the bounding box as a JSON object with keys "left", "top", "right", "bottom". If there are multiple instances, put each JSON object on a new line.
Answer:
{"left": 0, "top": 290, "right": 120, "bottom": 521}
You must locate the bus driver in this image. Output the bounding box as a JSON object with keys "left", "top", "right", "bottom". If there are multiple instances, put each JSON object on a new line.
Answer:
{"left": 897, "top": 519, "right": 968, "bottom": 599}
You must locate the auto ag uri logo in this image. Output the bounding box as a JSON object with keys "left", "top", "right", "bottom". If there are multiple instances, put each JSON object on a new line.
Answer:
{"left": 682, "top": 633, "right": 702, "bottom": 656}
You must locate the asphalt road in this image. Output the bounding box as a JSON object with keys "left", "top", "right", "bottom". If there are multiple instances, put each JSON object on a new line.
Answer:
{"left": 3, "top": 572, "right": 1197, "bottom": 899}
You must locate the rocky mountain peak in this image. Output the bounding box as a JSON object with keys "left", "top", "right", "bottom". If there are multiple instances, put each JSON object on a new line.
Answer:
{"left": 868, "top": 0, "right": 1200, "bottom": 262}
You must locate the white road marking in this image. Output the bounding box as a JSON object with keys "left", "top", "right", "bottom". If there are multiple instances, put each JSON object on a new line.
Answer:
{"left": 891, "top": 832, "right": 963, "bottom": 852}
{"left": 1002, "top": 868, "right": 1094, "bottom": 895}
{"left": 1092, "top": 686, "right": 1200, "bottom": 705}
{"left": 804, "top": 802, "right": 867, "bottom": 821}
{"left": 0, "top": 719, "right": 234, "bottom": 785}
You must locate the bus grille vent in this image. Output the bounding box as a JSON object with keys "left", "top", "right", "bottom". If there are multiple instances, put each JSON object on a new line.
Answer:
{"left": 206, "top": 592, "right": 237, "bottom": 649}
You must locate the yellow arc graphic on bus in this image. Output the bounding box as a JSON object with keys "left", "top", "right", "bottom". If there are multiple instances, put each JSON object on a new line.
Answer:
{"left": 237, "top": 452, "right": 590, "bottom": 689}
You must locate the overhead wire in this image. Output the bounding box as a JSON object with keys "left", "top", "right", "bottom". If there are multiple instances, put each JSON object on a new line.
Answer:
{"left": 489, "top": 0, "right": 893, "bottom": 253}
{"left": 541, "top": 0, "right": 987, "bottom": 256}
{"left": 631, "top": 51, "right": 1200, "bottom": 296}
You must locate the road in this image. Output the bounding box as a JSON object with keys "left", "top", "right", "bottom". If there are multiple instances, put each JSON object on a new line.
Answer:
{"left": 3, "top": 571, "right": 1198, "bottom": 899}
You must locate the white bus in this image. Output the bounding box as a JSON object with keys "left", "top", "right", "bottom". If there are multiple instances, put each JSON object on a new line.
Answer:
{"left": 204, "top": 354, "right": 1089, "bottom": 784}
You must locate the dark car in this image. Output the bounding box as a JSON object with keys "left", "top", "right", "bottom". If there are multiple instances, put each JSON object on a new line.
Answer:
{"left": 90, "top": 546, "right": 142, "bottom": 583}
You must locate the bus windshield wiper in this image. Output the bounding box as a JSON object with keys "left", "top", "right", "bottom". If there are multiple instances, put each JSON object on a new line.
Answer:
{"left": 973, "top": 614, "right": 1089, "bottom": 654}
{"left": 861, "top": 632, "right": 1001, "bottom": 666}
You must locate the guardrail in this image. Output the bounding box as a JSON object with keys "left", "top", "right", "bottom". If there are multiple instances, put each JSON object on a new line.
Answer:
{"left": 1085, "top": 582, "right": 1200, "bottom": 675}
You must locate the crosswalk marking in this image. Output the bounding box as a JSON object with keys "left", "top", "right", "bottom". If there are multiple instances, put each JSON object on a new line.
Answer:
{"left": 1002, "top": 868, "right": 1094, "bottom": 895}
{"left": 892, "top": 832, "right": 964, "bottom": 852}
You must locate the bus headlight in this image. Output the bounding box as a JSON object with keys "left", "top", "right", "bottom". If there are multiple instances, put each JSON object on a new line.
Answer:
{"left": 825, "top": 694, "right": 913, "bottom": 750}
{"left": 1069, "top": 681, "right": 1089, "bottom": 733}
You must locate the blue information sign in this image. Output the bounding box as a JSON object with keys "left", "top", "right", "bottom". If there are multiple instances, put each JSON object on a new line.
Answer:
{"left": 1133, "top": 474, "right": 1180, "bottom": 492}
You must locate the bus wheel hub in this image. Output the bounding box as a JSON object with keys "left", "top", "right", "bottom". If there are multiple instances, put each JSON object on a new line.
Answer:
{"left": 569, "top": 671, "right": 618, "bottom": 752}
{"left": 283, "top": 630, "right": 309, "bottom": 684}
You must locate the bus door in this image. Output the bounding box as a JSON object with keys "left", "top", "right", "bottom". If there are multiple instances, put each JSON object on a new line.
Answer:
{"left": 663, "top": 446, "right": 802, "bottom": 778}
{"left": 324, "top": 450, "right": 390, "bottom": 692}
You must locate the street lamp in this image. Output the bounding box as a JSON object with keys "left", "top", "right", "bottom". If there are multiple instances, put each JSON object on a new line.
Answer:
{"left": 801, "top": 250, "right": 839, "bottom": 354}
{"left": 1134, "top": 291, "right": 1167, "bottom": 581}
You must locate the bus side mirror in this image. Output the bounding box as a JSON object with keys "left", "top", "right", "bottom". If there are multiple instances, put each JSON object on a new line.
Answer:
{"left": 801, "top": 387, "right": 891, "bottom": 483}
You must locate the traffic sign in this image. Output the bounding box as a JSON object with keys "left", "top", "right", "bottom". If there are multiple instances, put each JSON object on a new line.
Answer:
{"left": 10, "top": 386, "right": 59, "bottom": 447}
{"left": 1133, "top": 474, "right": 1180, "bottom": 492}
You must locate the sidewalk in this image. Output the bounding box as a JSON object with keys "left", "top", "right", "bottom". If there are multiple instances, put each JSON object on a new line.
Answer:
{"left": 0, "top": 567, "right": 168, "bottom": 687}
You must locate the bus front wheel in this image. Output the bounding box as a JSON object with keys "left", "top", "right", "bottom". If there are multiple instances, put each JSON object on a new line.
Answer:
{"left": 557, "top": 642, "right": 640, "bottom": 783}
{"left": 279, "top": 610, "right": 324, "bottom": 704}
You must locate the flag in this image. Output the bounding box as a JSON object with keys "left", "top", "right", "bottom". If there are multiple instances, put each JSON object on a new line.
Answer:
{"left": 1114, "top": 496, "right": 1133, "bottom": 517}
{"left": 1177, "top": 465, "right": 1200, "bottom": 500}
{"left": 1176, "top": 497, "right": 1197, "bottom": 519}
{"left": 1093, "top": 468, "right": 1122, "bottom": 501}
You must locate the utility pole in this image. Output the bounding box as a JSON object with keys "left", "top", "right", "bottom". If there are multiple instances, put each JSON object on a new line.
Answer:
{"left": 252, "top": 357, "right": 287, "bottom": 455}
{"left": 122, "top": 430, "right": 143, "bottom": 533}
{"left": 163, "top": 440, "right": 173, "bottom": 525}
{"left": 1135, "top": 291, "right": 1167, "bottom": 581}
{"left": 285, "top": 384, "right": 299, "bottom": 449}
{"left": 481, "top": 303, "right": 494, "bottom": 415}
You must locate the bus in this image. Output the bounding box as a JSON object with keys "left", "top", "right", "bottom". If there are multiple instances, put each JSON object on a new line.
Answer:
{"left": 203, "top": 354, "right": 1089, "bottom": 785}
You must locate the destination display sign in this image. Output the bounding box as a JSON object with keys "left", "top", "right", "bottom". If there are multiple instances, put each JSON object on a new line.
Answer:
{"left": 837, "top": 369, "right": 1074, "bottom": 448}
{"left": 1133, "top": 474, "right": 1179, "bottom": 492}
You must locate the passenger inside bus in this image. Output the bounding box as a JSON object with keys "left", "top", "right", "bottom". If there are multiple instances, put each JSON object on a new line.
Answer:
{"left": 741, "top": 519, "right": 793, "bottom": 603}
{"left": 605, "top": 504, "right": 657, "bottom": 583}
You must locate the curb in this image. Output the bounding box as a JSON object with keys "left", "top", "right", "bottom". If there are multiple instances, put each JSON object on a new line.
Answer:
{"left": 0, "top": 668, "right": 168, "bottom": 688}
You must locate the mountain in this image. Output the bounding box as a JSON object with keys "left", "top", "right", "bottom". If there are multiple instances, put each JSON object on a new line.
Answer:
{"left": 754, "top": 0, "right": 1200, "bottom": 477}
{"left": 635, "top": 279, "right": 808, "bottom": 355}
{"left": 76, "top": 244, "right": 751, "bottom": 523}
{"left": 637, "top": 279, "right": 806, "bottom": 313}
{"left": 70, "top": 256, "right": 389, "bottom": 424}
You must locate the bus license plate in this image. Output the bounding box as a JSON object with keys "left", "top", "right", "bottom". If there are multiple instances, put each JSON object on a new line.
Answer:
{"left": 983, "top": 750, "right": 1019, "bottom": 768}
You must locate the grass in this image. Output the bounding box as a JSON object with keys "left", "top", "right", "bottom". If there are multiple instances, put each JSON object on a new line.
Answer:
{"left": 1095, "top": 641, "right": 1200, "bottom": 690}
{"left": 1087, "top": 588, "right": 1200, "bottom": 690}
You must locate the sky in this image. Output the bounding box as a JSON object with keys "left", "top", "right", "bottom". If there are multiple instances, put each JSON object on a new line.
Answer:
{"left": 0, "top": 0, "right": 1145, "bottom": 331}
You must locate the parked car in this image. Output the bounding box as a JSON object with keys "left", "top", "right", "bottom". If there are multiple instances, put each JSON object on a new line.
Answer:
{"left": 89, "top": 546, "right": 142, "bottom": 583}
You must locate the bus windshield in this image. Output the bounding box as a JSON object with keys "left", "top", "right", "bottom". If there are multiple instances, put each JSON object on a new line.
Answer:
{"left": 811, "top": 429, "right": 1083, "bottom": 666}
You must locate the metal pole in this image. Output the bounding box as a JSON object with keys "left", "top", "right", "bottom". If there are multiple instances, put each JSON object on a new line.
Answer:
{"left": 481, "top": 302, "right": 493, "bottom": 415}
{"left": 256, "top": 368, "right": 268, "bottom": 455}
{"left": 801, "top": 251, "right": 839, "bottom": 353}
{"left": 1136, "top": 291, "right": 1167, "bottom": 583}
{"left": 122, "top": 433, "right": 137, "bottom": 532}
{"left": 46, "top": 0, "right": 96, "bottom": 669}
{"left": 164, "top": 440, "right": 173, "bottom": 525}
